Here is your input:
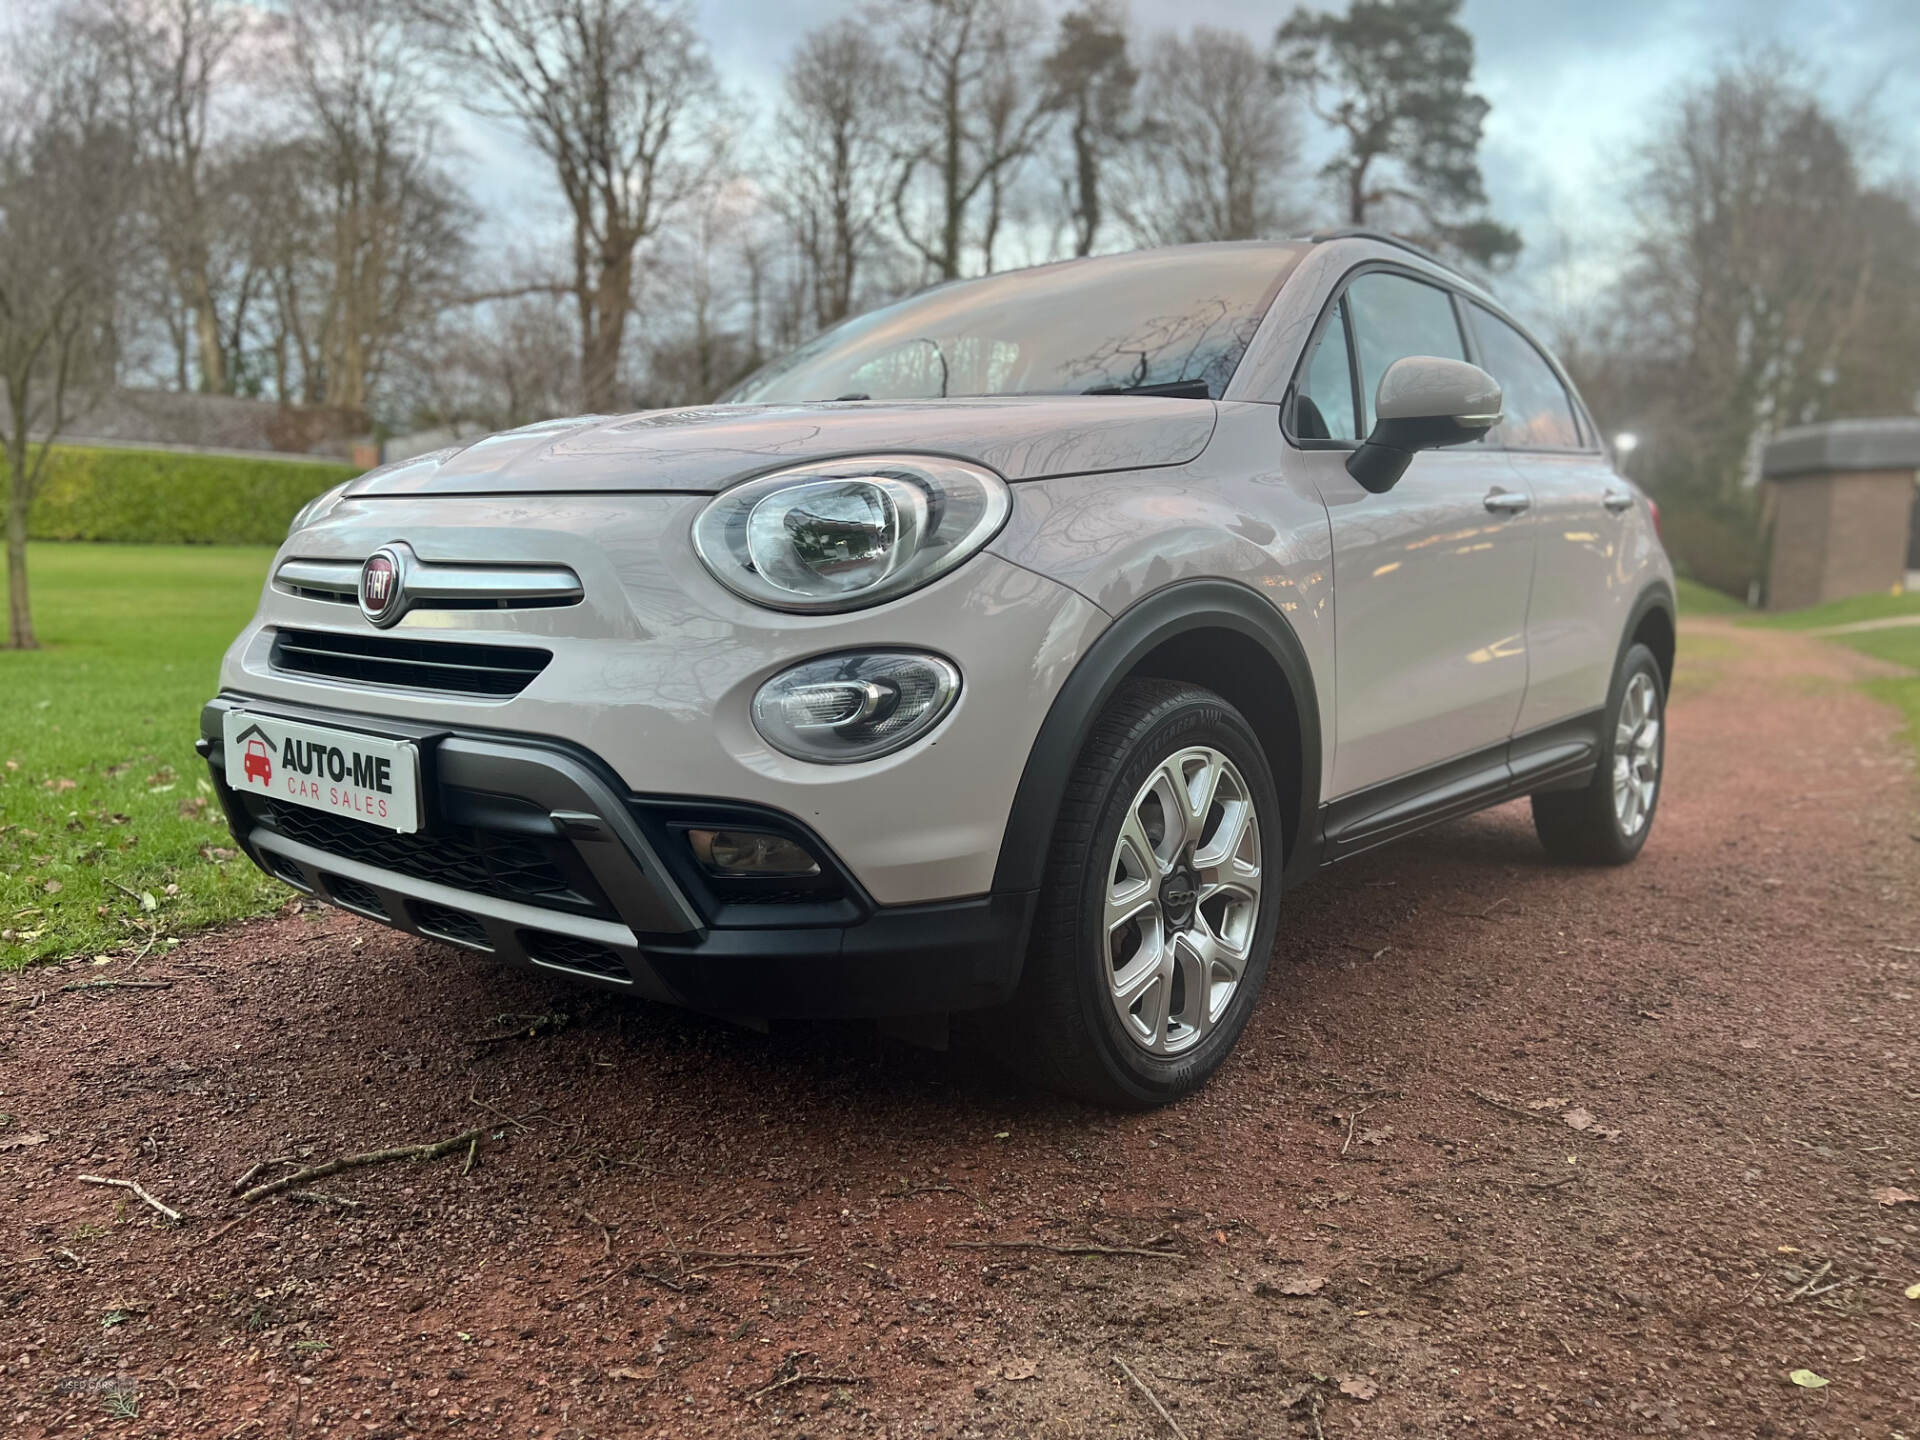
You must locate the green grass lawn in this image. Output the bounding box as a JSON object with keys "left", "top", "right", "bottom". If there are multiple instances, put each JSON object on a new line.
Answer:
{"left": 1740, "top": 586, "right": 1920, "bottom": 757}
{"left": 1811, "top": 620, "right": 1920, "bottom": 760}
{"left": 1674, "top": 576, "right": 1749, "bottom": 616}
{"left": 1745, "top": 587, "right": 1920, "bottom": 631}
{"left": 1, "top": 543, "right": 286, "bottom": 968}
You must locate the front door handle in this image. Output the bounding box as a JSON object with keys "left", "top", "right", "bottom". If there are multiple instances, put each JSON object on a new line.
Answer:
{"left": 1484, "top": 488, "right": 1531, "bottom": 515}
{"left": 1602, "top": 488, "right": 1634, "bottom": 513}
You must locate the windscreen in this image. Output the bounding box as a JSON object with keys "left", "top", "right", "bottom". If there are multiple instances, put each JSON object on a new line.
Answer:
{"left": 728, "top": 246, "right": 1302, "bottom": 404}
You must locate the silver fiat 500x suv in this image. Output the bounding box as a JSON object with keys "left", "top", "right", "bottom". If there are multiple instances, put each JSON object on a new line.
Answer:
{"left": 201, "top": 231, "right": 1673, "bottom": 1107}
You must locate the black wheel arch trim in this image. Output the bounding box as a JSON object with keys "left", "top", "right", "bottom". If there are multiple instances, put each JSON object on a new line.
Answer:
{"left": 991, "top": 578, "right": 1324, "bottom": 895}
{"left": 1623, "top": 579, "right": 1677, "bottom": 686}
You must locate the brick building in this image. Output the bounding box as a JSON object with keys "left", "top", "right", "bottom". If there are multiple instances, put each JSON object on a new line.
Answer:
{"left": 1761, "top": 418, "right": 1920, "bottom": 611}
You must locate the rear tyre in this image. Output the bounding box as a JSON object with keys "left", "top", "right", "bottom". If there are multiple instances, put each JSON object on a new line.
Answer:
{"left": 992, "top": 679, "right": 1283, "bottom": 1108}
{"left": 1532, "top": 641, "right": 1665, "bottom": 865}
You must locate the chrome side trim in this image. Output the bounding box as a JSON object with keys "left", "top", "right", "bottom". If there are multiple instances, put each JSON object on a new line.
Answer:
{"left": 273, "top": 557, "right": 585, "bottom": 610}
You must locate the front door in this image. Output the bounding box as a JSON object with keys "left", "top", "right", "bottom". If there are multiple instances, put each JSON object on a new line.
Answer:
{"left": 1298, "top": 269, "right": 1536, "bottom": 799}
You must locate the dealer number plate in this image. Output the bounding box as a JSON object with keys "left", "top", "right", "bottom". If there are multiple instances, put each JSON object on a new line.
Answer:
{"left": 222, "top": 711, "right": 422, "bottom": 833}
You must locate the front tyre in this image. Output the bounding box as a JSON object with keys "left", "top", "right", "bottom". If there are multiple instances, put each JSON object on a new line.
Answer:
{"left": 996, "top": 679, "right": 1283, "bottom": 1107}
{"left": 1532, "top": 641, "right": 1666, "bottom": 865}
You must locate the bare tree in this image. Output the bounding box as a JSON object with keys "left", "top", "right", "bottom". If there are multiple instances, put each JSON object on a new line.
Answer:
{"left": 1595, "top": 52, "right": 1897, "bottom": 594}
{"left": 1042, "top": 1, "right": 1135, "bottom": 257}
{"left": 1629, "top": 58, "right": 1874, "bottom": 496}
{"left": 418, "top": 0, "right": 732, "bottom": 412}
{"left": 0, "top": 14, "right": 136, "bottom": 648}
{"left": 880, "top": 0, "right": 1055, "bottom": 280}
{"left": 772, "top": 20, "right": 900, "bottom": 329}
{"left": 282, "top": 0, "right": 471, "bottom": 418}
{"left": 1113, "top": 27, "right": 1297, "bottom": 247}
{"left": 400, "top": 288, "right": 582, "bottom": 435}
{"left": 97, "top": 0, "right": 245, "bottom": 392}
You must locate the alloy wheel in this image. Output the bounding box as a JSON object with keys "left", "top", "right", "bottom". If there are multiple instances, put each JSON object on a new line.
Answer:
{"left": 1612, "top": 671, "right": 1661, "bottom": 836}
{"left": 1104, "top": 746, "right": 1262, "bottom": 1056}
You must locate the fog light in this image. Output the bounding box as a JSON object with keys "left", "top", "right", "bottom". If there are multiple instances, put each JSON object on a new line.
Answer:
{"left": 687, "top": 828, "right": 821, "bottom": 878}
{"left": 752, "top": 652, "right": 960, "bottom": 763}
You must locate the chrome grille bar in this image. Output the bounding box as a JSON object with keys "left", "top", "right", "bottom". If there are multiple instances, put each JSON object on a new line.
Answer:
{"left": 274, "top": 557, "right": 584, "bottom": 610}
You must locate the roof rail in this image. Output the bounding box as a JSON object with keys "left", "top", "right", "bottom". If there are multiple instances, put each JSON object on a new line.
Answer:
{"left": 1302, "top": 227, "right": 1476, "bottom": 284}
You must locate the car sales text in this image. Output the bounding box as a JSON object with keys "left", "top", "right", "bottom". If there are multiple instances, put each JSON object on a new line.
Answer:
{"left": 280, "top": 737, "right": 394, "bottom": 819}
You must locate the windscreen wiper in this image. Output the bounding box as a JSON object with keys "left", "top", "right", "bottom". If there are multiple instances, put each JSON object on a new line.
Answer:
{"left": 1083, "top": 379, "right": 1213, "bottom": 399}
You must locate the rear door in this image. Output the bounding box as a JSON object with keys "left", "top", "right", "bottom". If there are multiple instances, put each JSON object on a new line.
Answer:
{"left": 1306, "top": 270, "right": 1537, "bottom": 799}
{"left": 1462, "top": 302, "right": 1625, "bottom": 738}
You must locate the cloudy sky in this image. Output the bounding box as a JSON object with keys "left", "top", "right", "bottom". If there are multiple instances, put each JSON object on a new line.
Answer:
{"left": 454, "top": 0, "right": 1920, "bottom": 324}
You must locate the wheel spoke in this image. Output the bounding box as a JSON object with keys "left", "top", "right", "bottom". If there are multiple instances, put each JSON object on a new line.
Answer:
{"left": 1118, "top": 806, "right": 1168, "bottom": 882}
{"left": 1162, "top": 752, "right": 1215, "bottom": 857}
{"left": 1171, "top": 930, "right": 1214, "bottom": 1039}
{"left": 1106, "top": 880, "right": 1156, "bottom": 940}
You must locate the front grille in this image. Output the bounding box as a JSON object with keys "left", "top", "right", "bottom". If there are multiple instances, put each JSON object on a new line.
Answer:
{"left": 269, "top": 628, "right": 550, "bottom": 698}
{"left": 413, "top": 901, "right": 490, "bottom": 949}
{"left": 326, "top": 874, "right": 387, "bottom": 918}
{"left": 522, "top": 930, "right": 629, "bottom": 981}
{"left": 256, "top": 800, "right": 613, "bottom": 919}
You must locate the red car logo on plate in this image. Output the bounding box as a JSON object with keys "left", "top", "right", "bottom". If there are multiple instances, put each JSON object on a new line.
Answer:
{"left": 242, "top": 736, "right": 273, "bottom": 786}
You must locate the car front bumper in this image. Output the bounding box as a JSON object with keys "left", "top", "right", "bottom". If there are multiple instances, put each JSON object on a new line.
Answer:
{"left": 200, "top": 694, "right": 1036, "bottom": 1018}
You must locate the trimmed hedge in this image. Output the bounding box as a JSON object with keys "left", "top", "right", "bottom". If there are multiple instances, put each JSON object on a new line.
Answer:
{"left": 21, "top": 444, "right": 361, "bottom": 546}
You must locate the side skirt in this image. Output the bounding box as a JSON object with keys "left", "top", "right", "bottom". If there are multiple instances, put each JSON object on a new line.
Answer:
{"left": 1315, "top": 710, "right": 1603, "bottom": 865}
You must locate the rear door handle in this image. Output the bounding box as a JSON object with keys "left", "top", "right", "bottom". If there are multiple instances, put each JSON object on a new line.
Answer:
{"left": 1484, "top": 488, "right": 1531, "bottom": 515}
{"left": 1602, "top": 488, "right": 1634, "bottom": 513}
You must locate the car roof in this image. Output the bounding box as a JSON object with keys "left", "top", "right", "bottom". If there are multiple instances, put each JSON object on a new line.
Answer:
{"left": 1301, "top": 228, "right": 1499, "bottom": 305}
{"left": 911, "top": 232, "right": 1497, "bottom": 308}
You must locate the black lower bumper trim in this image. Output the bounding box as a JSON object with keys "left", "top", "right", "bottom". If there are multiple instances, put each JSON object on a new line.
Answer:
{"left": 201, "top": 692, "right": 1036, "bottom": 1017}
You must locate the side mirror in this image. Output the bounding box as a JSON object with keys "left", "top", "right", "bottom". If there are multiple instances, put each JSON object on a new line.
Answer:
{"left": 1346, "top": 356, "right": 1502, "bottom": 494}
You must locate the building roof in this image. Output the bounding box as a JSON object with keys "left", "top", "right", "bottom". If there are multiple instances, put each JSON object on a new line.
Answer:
{"left": 1761, "top": 417, "right": 1920, "bottom": 478}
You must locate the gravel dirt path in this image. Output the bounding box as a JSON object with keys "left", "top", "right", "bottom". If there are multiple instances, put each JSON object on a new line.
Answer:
{"left": 3, "top": 619, "right": 1917, "bottom": 1438}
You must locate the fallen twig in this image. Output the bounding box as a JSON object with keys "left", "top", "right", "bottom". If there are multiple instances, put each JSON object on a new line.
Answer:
{"left": 229, "top": 1157, "right": 295, "bottom": 1195}
{"left": 466, "top": 1082, "right": 535, "bottom": 1133}
{"left": 1785, "top": 1260, "right": 1833, "bottom": 1303}
{"left": 582, "top": 1209, "right": 614, "bottom": 1258}
{"left": 1341, "top": 1103, "right": 1373, "bottom": 1157}
{"left": 466, "top": 1011, "right": 568, "bottom": 1048}
{"left": 200, "top": 1215, "right": 249, "bottom": 1246}
{"left": 239, "top": 1127, "right": 485, "bottom": 1203}
{"left": 78, "top": 1174, "right": 183, "bottom": 1223}
{"left": 950, "top": 1239, "right": 1181, "bottom": 1259}
{"left": 1114, "top": 1355, "right": 1190, "bottom": 1440}
{"left": 287, "top": 1191, "right": 361, "bottom": 1210}
{"left": 630, "top": 1266, "right": 685, "bottom": 1292}
{"left": 746, "top": 1369, "right": 868, "bottom": 1403}
{"left": 1415, "top": 1259, "right": 1465, "bottom": 1288}
{"left": 61, "top": 979, "right": 173, "bottom": 993}
{"left": 1465, "top": 1088, "right": 1560, "bottom": 1125}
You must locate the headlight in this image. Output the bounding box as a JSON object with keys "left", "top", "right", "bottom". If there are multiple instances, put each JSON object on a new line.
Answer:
{"left": 288, "top": 480, "right": 353, "bottom": 537}
{"left": 752, "top": 652, "right": 960, "bottom": 763}
{"left": 693, "top": 456, "right": 1010, "bottom": 612}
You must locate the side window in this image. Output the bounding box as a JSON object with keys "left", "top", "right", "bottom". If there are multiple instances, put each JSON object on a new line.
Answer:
{"left": 1293, "top": 299, "right": 1358, "bottom": 441}
{"left": 1344, "top": 272, "right": 1467, "bottom": 432}
{"left": 1467, "top": 304, "right": 1582, "bottom": 449}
